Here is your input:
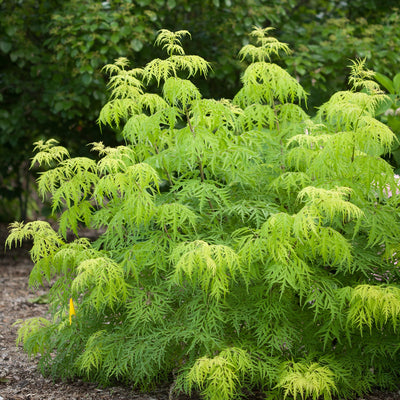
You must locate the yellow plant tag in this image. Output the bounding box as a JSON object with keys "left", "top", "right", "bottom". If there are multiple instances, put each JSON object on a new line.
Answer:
{"left": 69, "top": 298, "right": 76, "bottom": 325}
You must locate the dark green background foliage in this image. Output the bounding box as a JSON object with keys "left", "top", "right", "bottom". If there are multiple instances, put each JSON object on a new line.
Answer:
{"left": 1, "top": 0, "right": 400, "bottom": 221}
{"left": 0, "top": 0, "right": 156, "bottom": 220}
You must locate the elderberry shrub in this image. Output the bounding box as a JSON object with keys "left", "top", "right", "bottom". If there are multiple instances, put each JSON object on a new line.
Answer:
{"left": 8, "top": 28, "right": 400, "bottom": 400}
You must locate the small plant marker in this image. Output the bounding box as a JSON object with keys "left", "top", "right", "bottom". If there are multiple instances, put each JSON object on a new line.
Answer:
{"left": 69, "top": 298, "right": 76, "bottom": 325}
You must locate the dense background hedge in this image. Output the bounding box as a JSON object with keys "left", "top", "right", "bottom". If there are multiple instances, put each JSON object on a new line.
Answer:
{"left": 1, "top": 0, "right": 400, "bottom": 220}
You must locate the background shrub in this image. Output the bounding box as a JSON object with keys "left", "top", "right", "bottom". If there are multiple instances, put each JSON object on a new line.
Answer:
{"left": 1, "top": 0, "right": 400, "bottom": 220}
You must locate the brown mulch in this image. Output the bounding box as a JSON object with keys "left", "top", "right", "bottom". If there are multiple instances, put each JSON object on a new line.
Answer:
{"left": 1, "top": 224, "right": 400, "bottom": 400}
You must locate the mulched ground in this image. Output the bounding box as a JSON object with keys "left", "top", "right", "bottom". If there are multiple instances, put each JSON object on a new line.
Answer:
{"left": 1, "top": 224, "right": 400, "bottom": 400}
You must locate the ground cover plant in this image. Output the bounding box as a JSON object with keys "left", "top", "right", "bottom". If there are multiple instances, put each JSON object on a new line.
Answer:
{"left": 7, "top": 28, "right": 400, "bottom": 400}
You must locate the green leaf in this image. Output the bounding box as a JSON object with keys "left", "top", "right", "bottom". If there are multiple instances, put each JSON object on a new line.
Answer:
{"left": 387, "top": 116, "right": 400, "bottom": 133}
{"left": 111, "top": 32, "right": 120, "bottom": 44}
{"left": 81, "top": 64, "right": 94, "bottom": 73}
{"left": 375, "top": 72, "right": 395, "bottom": 94}
{"left": 5, "top": 26, "right": 17, "bottom": 36}
{"left": 0, "top": 40, "right": 12, "bottom": 53}
{"left": 82, "top": 73, "right": 92, "bottom": 86}
{"left": 373, "top": 95, "right": 393, "bottom": 116}
{"left": 393, "top": 72, "right": 400, "bottom": 93}
{"left": 10, "top": 52, "right": 18, "bottom": 62}
{"left": 391, "top": 148, "right": 400, "bottom": 166}
{"left": 130, "top": 38, "right": 143, "bottom": 52}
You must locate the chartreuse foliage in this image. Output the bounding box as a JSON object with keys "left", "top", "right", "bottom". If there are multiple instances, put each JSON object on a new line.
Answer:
{"left": 7, "top": 29, "right": 400, "bottom": 399}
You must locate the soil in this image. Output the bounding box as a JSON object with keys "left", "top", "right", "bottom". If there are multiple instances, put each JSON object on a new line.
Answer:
{"left": 1, "top": 224, "right": 400, "bottom": 400}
